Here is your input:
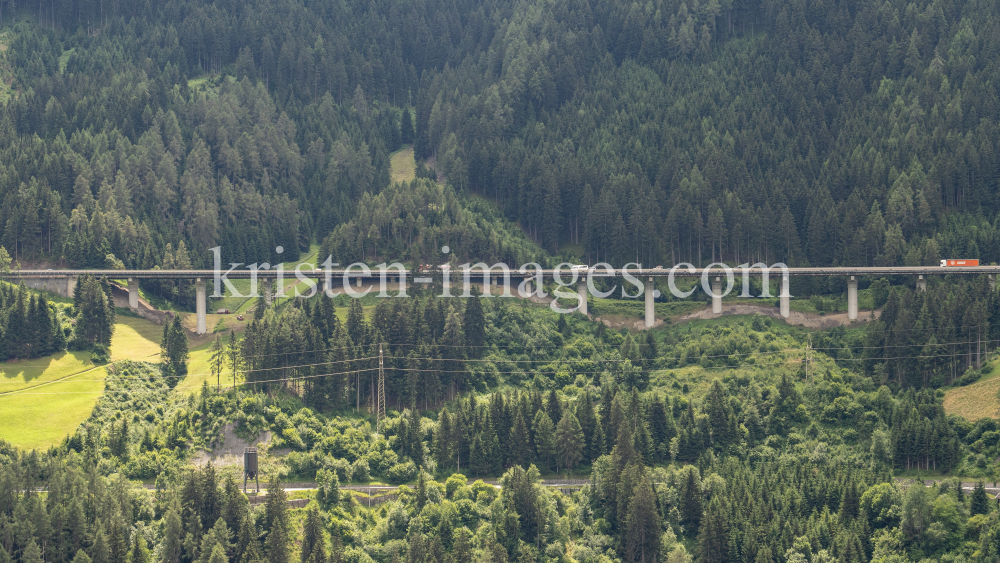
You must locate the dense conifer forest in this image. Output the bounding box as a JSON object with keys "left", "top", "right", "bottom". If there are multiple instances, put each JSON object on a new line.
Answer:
{"left": 3, "top": 0, "right": 1000, "bottom": 562}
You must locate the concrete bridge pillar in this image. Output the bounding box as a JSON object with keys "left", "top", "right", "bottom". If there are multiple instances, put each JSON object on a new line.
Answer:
{"left": 990, "top": 274, "right": 996, "bottom": 291}
{"left": 577, "top": 281, "right": 588, "bottom": 315}
{"left": 127, "top": 278, "right": 139, "bottom": 309}
{"left": 780, "top": 274, "right": 790, "bottom": 318}
{"left": 263, "top": 279, "right": 273, "bottom": 306}
{"left": 645, "top": 277, "right": 655, "bottom": 328}
{"left": 712, "top": 276, "right": 723, "bottom": 314}
{"left": 917, "top": 275, "right": 927, "bottom": 291}
{"left": 195, "top": 278, "right": 207, "bottom": 335}
{"left": 67, "top": 276, "right": 77, "bottom": 298}
{"left": 848, "top": 276, "right": 858, "bottom": 320}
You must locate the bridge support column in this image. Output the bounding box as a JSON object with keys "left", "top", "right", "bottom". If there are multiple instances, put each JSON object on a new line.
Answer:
{"left": 263, "top": 279, "right": 273, "bottom": 306}
{"left": 645, "top": 277, "right": 655, "bottom": 328}
{"left": 780, "top": 275, "right": 790, "bottom": 318}
{"left": 195, "top": 278, "right": 207, "bottom": 335}
{"left": 712, "top": 276, "right": 723, "bottom": 314}
{"left": 577, "top": 281, "right": 588, "bottom": 315}
{"left": 67, "top": 277, "right": 76, "bottom": 298}
{"left": 127, "top": 278, "right": 139, "bottom": 309}
{"left": 917, "top": 275, "right": 926, "bottom": 292}
{"left": 991, "top": 274, "right": 996, "bottom": 291}
{"left": 356, "top": 277, "right": 362, "bottom": 288}
{"left": 848, "top": 276, "right": 858, "bottom": 321}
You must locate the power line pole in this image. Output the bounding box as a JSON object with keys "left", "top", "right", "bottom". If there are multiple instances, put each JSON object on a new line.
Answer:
{"left": 806, "top": 333, "right": 812, "bottom": 384}
{"left": 377, "top": 343, "right": 387, "bottom": 431}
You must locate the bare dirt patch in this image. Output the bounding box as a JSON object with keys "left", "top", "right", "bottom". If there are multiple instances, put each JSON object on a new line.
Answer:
{"left": 191, "top": 422, "right": 272, "bottom": 468}
{"left": 676, "top": 303, "right": 879, "bottom": 329}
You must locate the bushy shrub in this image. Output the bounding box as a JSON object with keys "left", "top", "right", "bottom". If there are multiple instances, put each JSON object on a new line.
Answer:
{"left": 91, "top": 344, "right": 110, "bottom": 364}
{"left": 350, "top": 458, "right": 371, "bottom": 482}
{"left": 385, "top": 461, "right": 417, "bottom": 483}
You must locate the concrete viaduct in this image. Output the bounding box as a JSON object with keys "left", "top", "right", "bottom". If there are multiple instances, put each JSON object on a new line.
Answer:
{"left": 6, "top": 266, "right": 998, "bottom": 334}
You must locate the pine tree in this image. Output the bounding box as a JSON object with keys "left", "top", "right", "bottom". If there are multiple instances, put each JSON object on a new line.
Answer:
{"left": 624, "top": 474, "right": 662, "bottom": 563}
{"left": 92, "top": 524, "right": 110, "bottom": 563}
{"left": 128, "top": 533, "right": 151, "bottom": 563}
{"left": 509, "top": 411, "right": 531, "bottom": 468}
{"left": 555, "top": 411, "right": 584, "bottom": 473}
{"left": 210, "top": 335, "right": 225, "bottom": 391}
{"left": 207, "top": 545, "right": 227, "bottom": 563}
{"left": 162, "top": 315, "right": 190, "bottom": 379}
{"left": 451, "top": 528, "right": 472, "bottom": 563}
{"left": 435, "top": 408, "right": 453, "bottom": 470}
{"left": 73, "top": 550, "right": 93, "bottom": 563}
{"left": 264, "top": 477, "right": 289, "bottom": 563}
{"left": 463, "top": 287, "right": 486, "bottom": 358}
{"left": 300, "top": 507, "right": 327, "bottom": 563}
{"left": 971, "top": 481, "right": 990, "bottom": 515}
{"left": 235, "top": 512, "right": 261, "bottom": 563}
{"left": 109, "top": 517, "right": 129, "bottom": 563}
{"left": 161, "top": 500, "right": 184, "bottom": 563}
{"left": 401, "top": 108, "right": 415, "bottom": 145}
{"left": 696, "top": 497, "right": 728, "bottom": 563}
{"left": 546, "top": 390, "right": 563, "bottom": 425}
{"left": 22, "top": 540, "right": 42, "bottom": 563}
{"left": 681, "top": 468, "right": 702, "bottom": 526}
{"left": 532, "top": 411, "right": 556, "bottom": 472}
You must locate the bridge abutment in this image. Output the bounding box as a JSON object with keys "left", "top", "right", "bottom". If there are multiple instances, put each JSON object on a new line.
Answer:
{"left": 645, "top": 277, "right": 655, "bottom": 328}
{"left": 712, "top": 276, "right": 722, "bottom": 314}
{"left": 263, "top": 279, "right": 273, "bottom": 306}
{"left": 780, "top": 274, "right": 790, "bottom": 318}
{"left": 848, "top": 276, "right": 858, "bottom": 320}
{"left": 128, "top": 278, "right": 139, "bottom": 309}
{"left": 195, "top": 278, "right": 207, "bottom": 335}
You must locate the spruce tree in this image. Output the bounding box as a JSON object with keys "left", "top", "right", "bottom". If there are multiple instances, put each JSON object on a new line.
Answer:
{"left": 972, "top": 481, "right": 990, "bottom": 515}
{"left": 207, "top": 545, "right": 227, "bottom": 563}
{"left": 401, "top": 108, "right": 415, "bottom": 145}
{"left": 462, "top": 288, "right": 486, "bottom": 358}
{"left": 300, "top": 507, "right": 327, "bottom": 563}
{"left": 696, "top": 497, "right": 728, "bottom": 563}
{"left": 509, "top": 411, "right": 531, "bottom": 468}
{"left": 555, "top": 411, "right": 584, "bottom": 473}
{"left": 625, "top": 474, "right": 662, "bottom": 563}
{"left": 435, "top": 409, "right": 453, "bottom": 470}
{"left": 532, "top": 411, "right": 556, "bottom": 472}
{"left": 109, "top": 517, "right": 128, "bottom": 563}
{"left": 161, "top": 501, "right": 184, "bottom": 563}
{"left": 128, "top": 533, "right": 151, "bottom": 563}
{"left": 451, "top": 528, "right": 472, "bottom": 563}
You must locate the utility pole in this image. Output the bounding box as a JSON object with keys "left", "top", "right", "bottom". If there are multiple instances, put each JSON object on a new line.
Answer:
{"left": 377, "top": 343, "right": 386, "bottom": 432}
{"left": 806, "top": 333, "right": 812, "bottom": 384}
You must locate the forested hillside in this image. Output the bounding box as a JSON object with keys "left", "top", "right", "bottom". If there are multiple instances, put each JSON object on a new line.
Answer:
{"left": 0, "top": 0, "right": 998, "bottom": 271}
{"left": 7, "top": 1, "right": 1000, "bottom": 563}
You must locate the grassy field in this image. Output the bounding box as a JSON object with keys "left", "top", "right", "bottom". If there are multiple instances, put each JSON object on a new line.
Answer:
{"left": 0, "top": 315, "right": 167, "bottom": 450}
{"left": 943, "top": 358, "right": 1000, "bottom": 420}
{"left": 390, "top": 145, "right": 416, "bottom": 183}
{"left": 0, "top": 366, "right": 109, "bottom": 450}
{"left": 0, "top": 351, "right": 96, "bottom": 394}
{"left": 110, "top": 315, "right": 164, "bottom": 361}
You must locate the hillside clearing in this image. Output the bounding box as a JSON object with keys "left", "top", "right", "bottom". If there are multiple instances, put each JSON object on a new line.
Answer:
{"left": 390, "top": 145, "right": 416, "bottom": 183}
